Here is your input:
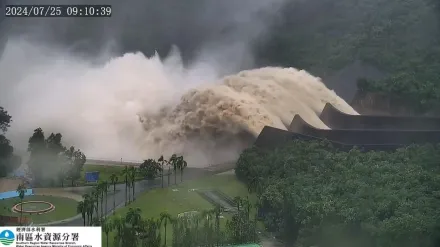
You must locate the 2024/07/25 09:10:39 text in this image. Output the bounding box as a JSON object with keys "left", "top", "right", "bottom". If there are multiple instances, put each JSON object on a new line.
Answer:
{"left": 4, "top": 5, "right": 112, "bottom": 17}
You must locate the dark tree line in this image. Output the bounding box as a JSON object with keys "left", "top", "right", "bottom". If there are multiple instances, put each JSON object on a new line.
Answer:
{"left": 0, "top": 106, "right": 21, "bottom": 177}
{"left": 236, "top": 140, "right": 440, "bottom": 247}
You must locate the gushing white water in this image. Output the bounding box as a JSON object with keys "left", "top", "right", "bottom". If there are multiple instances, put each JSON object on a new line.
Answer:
{"left": 0, "top": 41, "right": 356, "bottom": 166}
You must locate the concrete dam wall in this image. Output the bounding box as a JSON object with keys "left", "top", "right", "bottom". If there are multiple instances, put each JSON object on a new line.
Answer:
{"left": 255, "top": 103, "right": 440, "bottom": 151}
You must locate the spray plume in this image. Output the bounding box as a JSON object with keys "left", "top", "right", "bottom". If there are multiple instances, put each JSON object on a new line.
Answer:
{"left": 0, "top": 40, "right": 356, "bottom": 166}
{"left": 0, "top": 0, "right": 357, "bottom": 166}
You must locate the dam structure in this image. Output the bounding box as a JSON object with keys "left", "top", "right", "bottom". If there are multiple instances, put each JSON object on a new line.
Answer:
{"left": 255, "top": 103, "right": 440, "bottom": 151}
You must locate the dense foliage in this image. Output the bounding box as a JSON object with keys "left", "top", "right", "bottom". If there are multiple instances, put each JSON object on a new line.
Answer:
{"left": 257, "top": 0, "right": 440, "bottom": 110}
{"left": 96, "top": 198, "right": 257, "bottom": 247}
{"left": 27, "top": 128, "right": 86, "bottom": 186}
{"left": 0, "top": 106, "right": 21, "bottom": 177}
{"left": 236, "top": 140, "right": 440, "bottom": 247}
{"left": 73, "top": 154, "right": 257, "bottom": 247}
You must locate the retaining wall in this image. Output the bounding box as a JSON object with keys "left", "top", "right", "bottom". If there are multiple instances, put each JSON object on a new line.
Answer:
{"left": 0, "top": 189, "right": 33, "bottom": 200}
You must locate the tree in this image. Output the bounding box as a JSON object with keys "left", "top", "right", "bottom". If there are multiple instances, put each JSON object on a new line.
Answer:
{"left": 0, "top": 107, "right": 11, "bottom": 132}
{"left": 167, "top": 165, "right": 171, "bottom": 187}
{"left": 27, "top": 128, "right": 46, "bottom": 182}
{"left": 16, "top": 183, "right": 27, "bottom": 226}
{"left": 96, "top": 181, "right": 105, "bottom": 219}
{"left": 0, "top": 136, "right": 19, "bottom": 177}
{"left": 212, "top": 205, "right": 224, "bottom": 247}
{"left": 110, "top": 173, "right": 118, "bottom": 213}
{"left": 236, "top": 140, "right": 440, "bottom": 246}
{"left": 92, "top": 187, "right": 100, "bottom": 219}
{"left": 160, "top": 212, "right": 173, "bottom": 247}
{"left": 158, "top": 155, "right": 166, "bottom": 188}
{"left": 66, "top": 147, "right": 87, "bottom": 186}
{"left": 77, "top": 201, "right": 87, "bottom": 226}
{"left": 177, "top": 156, "right": 187, "bottom": 183}
{"left": 126, "top": 207, "right": 143, "bottom": 227}
{"left": 99, "top": 180, "right": 109, "bottom": 219}
{"left": 169, "top": 154, "right": 178, "bottom": 185}
{"left": 122, "top": 166, "right": 129, "bottom": 205}
{"left": 0, "top": 107, "right": 18, "bottom": 178}
{"left": 139, "top": 218, "right": 162, "bottom": 247}
{"left": 102, "top": 218, "right": 113, "bottom": 247}
{"left": 86, "top": 194, "right": 96, "bottom": 226}
{"left": 82, "top": 193, "right": 91, "bottom": 225}
{"left": 129, "top": 166, "right": 137, "bottom": 201}
{"left": 140, "top": 159, "right": 161, "bottom": 186}
{"left": 124, "top": 207, "right": 143, "bottom": 247}
{"left": 27, "top": 128, "right": 86, "bottom": 186}
{"left": 112, "top": 215, "right": 124, "bottom": 246}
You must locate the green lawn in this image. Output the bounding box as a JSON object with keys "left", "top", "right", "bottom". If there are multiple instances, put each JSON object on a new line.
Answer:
{"left": 103, "top": 172, "right": 253, "bottom": 246}
{"left": 78, "top": 164, "right": 144, "bottom": 186}
{"left": 0, "top": 195, "right": 78, "bottom": 224}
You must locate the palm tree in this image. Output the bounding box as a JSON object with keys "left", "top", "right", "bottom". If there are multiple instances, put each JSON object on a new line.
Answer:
{"left": 16, "top": 183, "right": 27, "bottom": 226}
{"left": 158, "top": 155, "right": 165, "bottom": 188}
{"left": 201, "top": 209, "right": 214, "bottom": 244}
{"left": 82, "top": 193, "right": 92, "bottom": 225}
{"left": 243, "top": 197, "right": 252, "bottom": 220}
{"left": 159, "top": 212, "right": 173, "bottom": 247}
{"left": 93, "top": 187, "right": 100, "bottom": 218}
{"left": 110, "top": 174, "right": 118, "bottom": 213}
{"left": 233, "top": 196, "right": 243, "bottom": 241}
{"left": 178, "top": 156, "right": 187, "bottom": 183}
{"left": 98, "top": 181, "right": 106, "bottom": 219}
{"left": 102, "top": 218, "right": 113, "bottom": 247}
{"left": 126, "top": 207, "right": 143, "bottom": 241}
{"left": 77, "top": 201, "right": 87, "bottom": 226}
{"left": 129, "top": 166, "right": 137, "bottom": 201}
{"left": 212, "top": 205, "right": 224, "bottom": 247}
{"left": 122, "top": 165, "right": 129, "bottom": 205}
{"left": 169, "top": 154, "right": 178, "bottom": 185}
{"left": 112, "top": 215, "right": 124, "bottom": 246}
{"left": 167, "top": 163, "right": 171, "bottom": 187}
{"left": 87, "top": 195, "right": 96, "bottom": 225}
{"left": 102, "top": 181, "right": 109, "bottom": 219}
{"left": 140, "top": 218, "right": 162, "bottom": 247}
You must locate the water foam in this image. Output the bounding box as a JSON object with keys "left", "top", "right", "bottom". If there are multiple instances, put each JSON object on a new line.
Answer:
{"left": 0, "top": 42, "right": 357, "bottom": 166}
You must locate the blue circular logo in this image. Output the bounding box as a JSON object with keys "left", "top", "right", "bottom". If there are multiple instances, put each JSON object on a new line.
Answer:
{"left": 0, "top": 230, "right": 15, "bottom": 246}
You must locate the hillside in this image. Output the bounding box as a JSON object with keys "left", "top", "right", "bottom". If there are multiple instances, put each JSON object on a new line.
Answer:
{"left": 256, "top": 0, "right": 440, "bottom": 111}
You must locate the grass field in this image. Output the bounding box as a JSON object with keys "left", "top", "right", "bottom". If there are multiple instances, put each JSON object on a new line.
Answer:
{"left": 77, "top": 164, "right": 144, "bottom": 186}
{"left": 104, "top": 172, "right": 253, "bottom": 246}
{"left": 0, "top": 195, "right": 78, "bottom": 224}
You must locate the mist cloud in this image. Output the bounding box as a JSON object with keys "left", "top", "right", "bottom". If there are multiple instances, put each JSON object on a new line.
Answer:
{"left": 0, "top": 0, "right": 355, "bottom": 166}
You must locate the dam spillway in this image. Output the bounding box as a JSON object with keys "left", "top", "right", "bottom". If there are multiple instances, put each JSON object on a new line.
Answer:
{"left": 255, "top": 103, "right": 440, "bottom": 151}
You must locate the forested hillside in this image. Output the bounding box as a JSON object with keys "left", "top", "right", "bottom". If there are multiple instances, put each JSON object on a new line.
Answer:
{"left": 236, "top": 140, "right": 440, "bottom": 247}
{"left": 257, "top": 0, "right": 440, "bottom": 111}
